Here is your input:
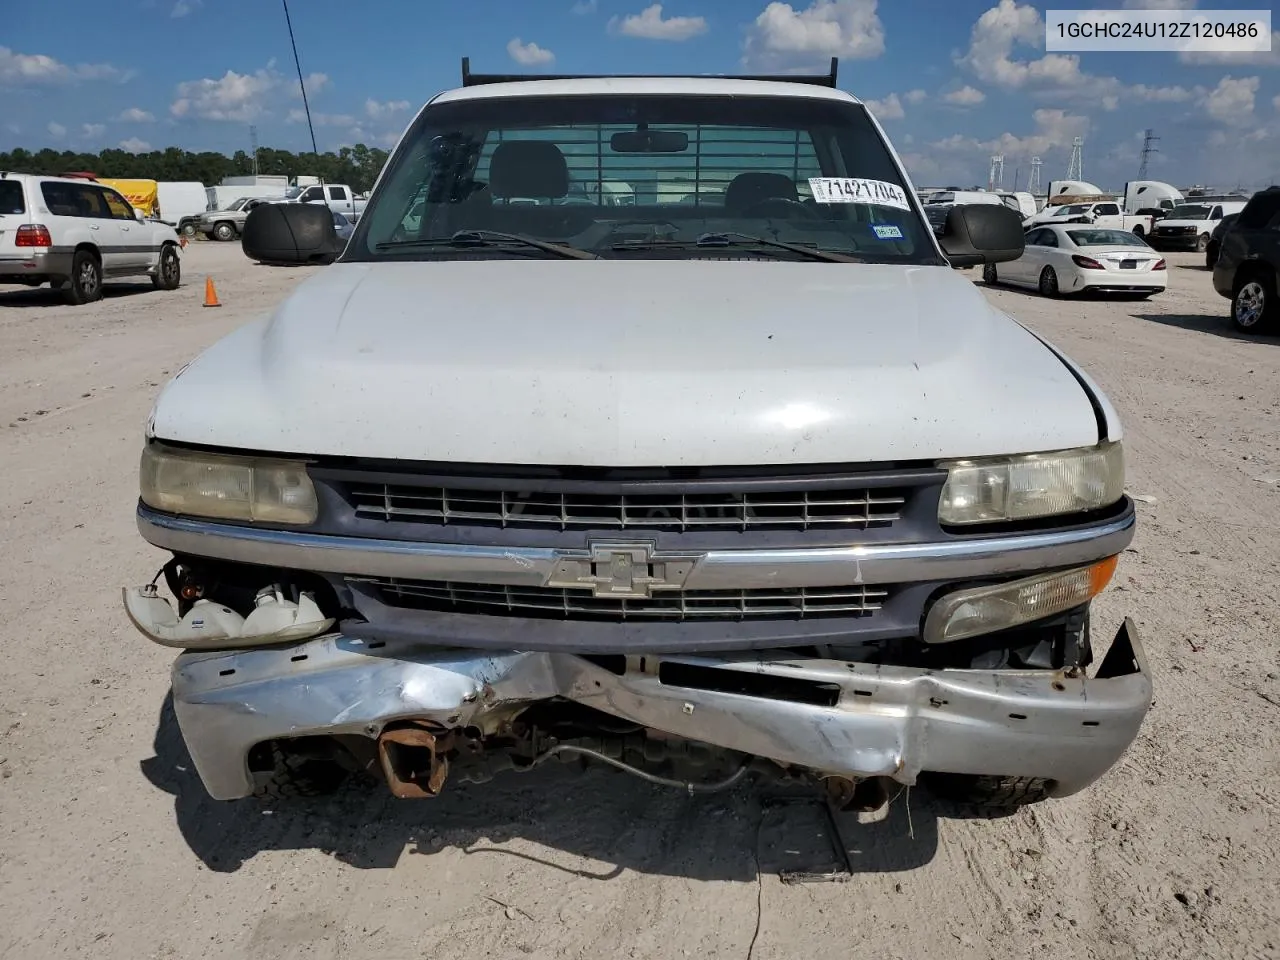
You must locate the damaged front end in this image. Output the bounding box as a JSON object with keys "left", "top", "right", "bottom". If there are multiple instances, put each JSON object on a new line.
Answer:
{"left": 126, "top": 445, "right": 1153, "bottom": 810}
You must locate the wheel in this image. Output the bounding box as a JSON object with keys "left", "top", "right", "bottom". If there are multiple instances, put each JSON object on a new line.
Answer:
{"left": 151, "top": 244, "right": 181, "bottom": 290}
{"left": 1132, "top": 224, "right": 1144, "bottom": 238}
{"left": 212, "top": 222, "right": 236, "bottom": 242}
{"left": 1195, "top": 232, "right": 1210, "bottom": 253}
{"left": 921, "top": 773, "right": 1052, "bottom": 811}
{"left": 250, "top": 742, "right": 350, "bottom": 801}
{"left": 64, "top": 249, "right": 102, "bottom": 305}
{"left": 1232, "top": 274, "right": 1278, "bottom": 333}
{"left": 1038, "top": 266, "right": 1059, "bottom": 298}
{"left": 982, "top": 263, "right": 998, "bottom": 285}
{"left": 180, "top": 222, "right": 197, "bottom": 238}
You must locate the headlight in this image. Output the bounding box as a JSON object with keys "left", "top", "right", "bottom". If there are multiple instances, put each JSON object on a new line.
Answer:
{"left": 938, "top": 441, "right": 1124, "bottom": 526}
{"left": 923, "top": 556, "right": 1118, "bottom": 644}
{"left": 139, "top": 443, "right": 317, "bottom": 524}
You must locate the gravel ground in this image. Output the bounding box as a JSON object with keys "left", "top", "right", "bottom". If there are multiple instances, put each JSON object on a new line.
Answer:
{"left": 1, "top": 243, "right": 1277, "bottom": 960}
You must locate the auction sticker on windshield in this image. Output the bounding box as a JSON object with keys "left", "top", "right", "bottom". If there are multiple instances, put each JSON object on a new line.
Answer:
{"left": 809, "top": 178, "right": 911, "bottom": 210}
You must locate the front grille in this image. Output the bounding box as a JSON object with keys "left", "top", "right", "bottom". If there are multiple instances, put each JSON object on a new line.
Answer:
{"left": 347, "top": 484, "right": 907, "bottom": 533}
{"left": 355, "top": 576, "right": 888, "bottom": 622}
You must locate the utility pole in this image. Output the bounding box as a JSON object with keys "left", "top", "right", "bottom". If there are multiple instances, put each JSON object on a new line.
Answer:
{"left": 249, "top": 124, "right": 260, "bottom": 177}
{"left": 281, "top": 0, "right": 318, "bottom": 158}
{"left": 1066, "top": 137, "right": 1083, "bottom": 181}
{"left": 987, "top": 154, "right": 1004, "bottom": 191}
{"left": 1029, "top": 157, "right": 1042, "bottom": 194}
{"left": 1138, "top": 128, "right": 1159, "bottom": 179}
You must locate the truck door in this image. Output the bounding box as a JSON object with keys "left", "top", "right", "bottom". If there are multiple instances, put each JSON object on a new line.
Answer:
{"left": 327, "top": 185, "right": 350, "bottom": 216}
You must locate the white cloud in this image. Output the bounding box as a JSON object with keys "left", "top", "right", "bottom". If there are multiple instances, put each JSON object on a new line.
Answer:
{"left": 930, "top": 108, "right": 1089, "bottom": 161}
{"left": 117, "top": 106, "right": 155, "bottom": 123}
{"left": 507, "top": 37, "right": 555, "bottom": 66}
{"left": 171, "top": 0, "right": 202, "bottom": 16}
{"left": 299, "top": 72, "right": 330, "bottom": 94}
{"left": 958, "top": 1, "right": 1196, "bottom": 108}
{"left": 1122, "top": 0, "right": 1196, "bottom": 7}
{"left": 608, "top": 4, "right": 708, "bottom": 41}
{"left": 1179, "top": 33, "right": 1280, "bottom": 67}
{"left": 943, "top": 85, "right": 985, "bottom": 106}
{"left": 743, "top": 0, "right": 885, "bottom": 70}
{"left": 1202, "top": 75, "right": 1259, "bottom": 126}
{"left": 863, "top": 93, "right": 903, "bottom": 120}
{"left": 119, "top": 137, "right": 152, "bottom": 153}
{"left": 287, "top": 109, "right": 358, "bottom": 128}
{"left": 365, "top": 98, "right": 411, "bottom": 119}
{"left": 170, "top": 67, "right": 281, "bottom": 121}
{"left": 903, "top": 88, "right": 926, "bottom": 104}
{"left": 47, "top": 121, "right": 66, "bottom": 139}
{"left": 81, "top": 123, "right": 105, "bottom": 138}
{"left": 571, "top": 0, "right": 597, "bottom": 11}
{"left": 0, "top": 46, "right": 128, "bottom": 85}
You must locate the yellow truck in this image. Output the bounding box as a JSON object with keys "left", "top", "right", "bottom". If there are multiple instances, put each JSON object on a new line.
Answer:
{"left": 97, "top": 178, "right": 159, "bottom": 218}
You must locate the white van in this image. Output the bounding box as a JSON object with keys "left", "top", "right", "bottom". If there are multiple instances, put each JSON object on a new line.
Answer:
{"left": 156, "top": 182, "right": 209, "bottom": 237}
{"left": 1148, "top": 199, "right": 1247, "bottom": 252}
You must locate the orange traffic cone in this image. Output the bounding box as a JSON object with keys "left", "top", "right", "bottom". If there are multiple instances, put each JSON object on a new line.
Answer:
{"left": 202, "top": 276, "right": 221, "bottom": 308}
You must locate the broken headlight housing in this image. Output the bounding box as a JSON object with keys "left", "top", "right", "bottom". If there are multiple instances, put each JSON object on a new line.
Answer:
{"left": 938, "top": 441, "right": 1124, "bottom": 526}
{"left": 139, "top": 442, "right": 318, "bottom": 524}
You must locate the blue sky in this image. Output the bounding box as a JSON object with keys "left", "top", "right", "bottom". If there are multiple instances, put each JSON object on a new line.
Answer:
{"left": 2, "top": 0, "right": 1278, "bottom": 190}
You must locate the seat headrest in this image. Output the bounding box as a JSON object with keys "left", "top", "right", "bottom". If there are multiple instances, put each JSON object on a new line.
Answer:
{"left": 725, "top": 172, "right": 799, "bottom": 214}
{"left": 488, "top": 141, "right": 570, "bottom": 199}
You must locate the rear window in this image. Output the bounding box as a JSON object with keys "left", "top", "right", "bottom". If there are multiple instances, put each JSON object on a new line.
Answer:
{"left": 1066, "top": 229, "right": 1148, "bottom": 248}
{"left": 0, "top": 180, "right": 25, "bottom": 215}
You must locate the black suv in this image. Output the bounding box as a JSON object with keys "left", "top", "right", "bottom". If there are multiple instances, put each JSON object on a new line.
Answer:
{"left": 1205, "top": 212, "right": 1240, "bottom": 270}
{"left": 1213, "top": 187, "right": 1280, "bottom": 333}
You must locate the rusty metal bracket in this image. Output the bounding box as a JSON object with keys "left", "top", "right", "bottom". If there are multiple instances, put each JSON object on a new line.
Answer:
{"left": 377, "top": 721, "right": 454, "bottom": 799}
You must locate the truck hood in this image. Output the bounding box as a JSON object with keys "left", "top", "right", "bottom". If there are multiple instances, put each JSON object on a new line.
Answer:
{"left": 1154, "top": 218, "right": 1209, "bottom": 229}
{"left": 149, "top": 260, "right": 1101, "bottom": 466}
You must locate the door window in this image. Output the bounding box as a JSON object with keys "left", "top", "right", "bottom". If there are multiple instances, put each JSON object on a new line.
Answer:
{"left": 328, "top": 185, "right": 348, "bottom": 200}
{"left": 101, "top": 188, "right": 136, "bottom": 220}
{"left": 301, "top": 186, "right": 324, "bottom": 202}
{"left": 1095, "top": 203, "right": 1120, "bottom": 216}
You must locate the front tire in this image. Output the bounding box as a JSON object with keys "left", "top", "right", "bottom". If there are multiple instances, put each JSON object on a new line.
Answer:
{"left": 212, "top": 222, "right": 236, "bottom": 242}
{"left": 64, "top": 249, "right": 103, "bottom": 305}
{"left": 1195, "top": 232, "right": 1210, "bottom": 253}
{"left": 250, "top": 742, "right": 350, "bottom": 801}
{"left": 180, "top": 222, "right": 197, "bottom": 238}
{"left": 921, "top": 773, "right": 1052, "bottom": 811}
{"left": 1232, "top": 274, "right": 1278, "bottom": 333}
{"left": 982, "top": 263, "right": 998, "bottom": 286}
{"left": 151, "top": 244, "right": 181, "bottom": 290}
{"left": 1205, "top": 241, "right": 1220, "bottom": 270}
{"left": 1038, "top": 266, "right": 1060, "bottom": 298}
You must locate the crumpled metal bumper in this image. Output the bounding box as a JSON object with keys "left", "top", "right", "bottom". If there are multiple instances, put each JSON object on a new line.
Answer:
{"left": 170, "top": 619, "right": 1152, "bottom": 801}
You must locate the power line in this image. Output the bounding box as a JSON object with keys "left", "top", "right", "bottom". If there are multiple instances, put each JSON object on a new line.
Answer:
{"left": 281, "top": 0, "right": 318, "bottom": 157}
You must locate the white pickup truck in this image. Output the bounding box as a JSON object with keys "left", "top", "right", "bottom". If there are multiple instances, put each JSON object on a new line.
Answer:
{"left": 282, "top": 182, "right": 367, "bottom": 221}
{"left": 1026, "top": 200, "right": 1156, "bottom": 237}
{"left": 124, "top": 60, "right": 1150, "bottom": 816}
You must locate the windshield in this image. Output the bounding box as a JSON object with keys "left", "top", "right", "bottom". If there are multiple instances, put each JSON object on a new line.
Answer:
{"left": 1066, "top": 229, "right": 1149, "bottom": 248}
{"left": 1059, "top": 204, "right": 1088, "bottom": 215}
{"left": 284, "top": 186, "right": 304, "bottom": 199}
{"left": 1167, "top": 204, "right": 1211, "bottom": 220}
{"left": 345, "top": 93, "right": 941, "bottom": 265}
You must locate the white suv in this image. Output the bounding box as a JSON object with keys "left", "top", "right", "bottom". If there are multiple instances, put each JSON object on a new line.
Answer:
{"left": 0, "top": 173, "right": 183, "bottom": 304}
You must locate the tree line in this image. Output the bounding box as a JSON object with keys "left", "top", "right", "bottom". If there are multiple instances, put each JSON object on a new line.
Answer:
{"left": 0, "top": 144, "right": 391, "bottom": 194}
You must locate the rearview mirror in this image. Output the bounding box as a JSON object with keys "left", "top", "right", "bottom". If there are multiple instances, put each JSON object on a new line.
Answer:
{"left": 610, "top": 129, "right": 689, "bottom": 153}
{"left": 939, "top": 204, "right": 1024, "bottom": 267}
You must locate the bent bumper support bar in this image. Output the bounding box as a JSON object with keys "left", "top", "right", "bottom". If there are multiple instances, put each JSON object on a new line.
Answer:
{"left": 170, "top": 619, "right": 1152, "bottom": 801}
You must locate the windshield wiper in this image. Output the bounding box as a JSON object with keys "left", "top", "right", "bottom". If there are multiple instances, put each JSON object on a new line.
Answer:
{"left": 610, "top": 231, "right": 868, "bottom": 263}
{"left": 376, "top": 229, "right": 598, "bottom": 260}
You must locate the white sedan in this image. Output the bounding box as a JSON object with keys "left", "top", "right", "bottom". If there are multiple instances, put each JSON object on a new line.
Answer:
{"left": 984, "top": 224, "right": 1167, "bottom": 298}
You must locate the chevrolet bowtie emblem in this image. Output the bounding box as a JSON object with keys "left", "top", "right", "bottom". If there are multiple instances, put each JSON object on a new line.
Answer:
{"left": 545, "top": 540, "right": 702, "bottom": 599}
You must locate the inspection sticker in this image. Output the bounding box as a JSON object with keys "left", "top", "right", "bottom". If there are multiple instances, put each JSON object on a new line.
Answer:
{"left": 872, "top": 224, "right": 904, "bottom": 239}
{"left": 809, "top": 177, "right": 911, "bottom": 210}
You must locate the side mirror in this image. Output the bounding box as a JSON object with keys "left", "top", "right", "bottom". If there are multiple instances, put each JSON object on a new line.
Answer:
{"left": 939, "top": 204, "right": 1024, "bottom": 267}
{"left": 241, "top": 202, "right": 343, "bottom": 266}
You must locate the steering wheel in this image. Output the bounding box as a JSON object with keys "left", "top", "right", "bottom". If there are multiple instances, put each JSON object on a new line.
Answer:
{"left": 738, "top": 197, "right": 823, "bottom": 220}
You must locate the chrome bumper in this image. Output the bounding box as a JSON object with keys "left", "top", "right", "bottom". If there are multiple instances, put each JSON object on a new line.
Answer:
{"left": 171, "top": 619, "right": 1152, "bottom": 801}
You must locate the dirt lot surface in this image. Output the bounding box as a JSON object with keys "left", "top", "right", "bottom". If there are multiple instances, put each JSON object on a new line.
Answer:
{"left": 1, "top": 243, "right": 1278, "bottom": 960}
